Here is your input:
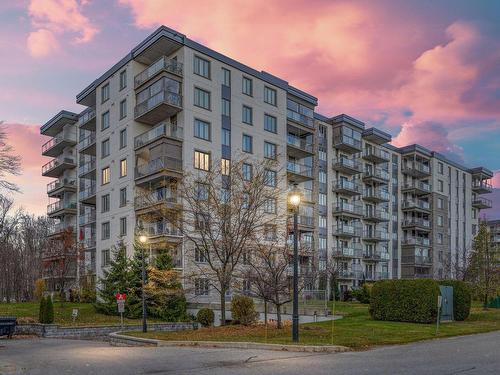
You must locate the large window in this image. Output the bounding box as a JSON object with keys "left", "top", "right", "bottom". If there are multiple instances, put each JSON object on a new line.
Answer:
{"left": 194, "top": 119, "right": 211, "bottom": 141}
{"left": 264, "top": 86, "right": 277, "bottom": 106}
{"left": 102, "top": 167, "right": 110, "bottom": 185}
{"left": 101, "top": 194, "right": 110, "bottom": 213}
{"left": 119, "top": 99, "right": 127, "bottom": 119}
{"left": 222, "top": 68, "right": 231, "bottom": 86}
{"left": 264, "top": 198, "right": 277, "bottom": 214}
{"left": 102, "top": 221, "right": 110, "bottom": 240}
{"left": 242, "top": 163, "right": 252, "bottom": 181}
{"left": 242, "top": 134, "right": 253, "bottom": 153}
{"left": 119, "top": 217, "right": 127, "bottom": 236}
{"left": 101, "top": 138, "right": 110, "bottom": 158}
{"left": 264, "top": 169, "right": 277, "bottom": 187}
{"left": 102, "top": 249, "right": 111, "bottom": 267}
{"left": 195, "top": 278, "right": 210, "bottom": 296}
{"left": 264, "top": 114, "right": 277, "bottom": 133}
{"left": 120, "top": 158, "right": 127, "bottom": 177}
{"left": 221, "top": 158, "right": 231, "bottom": 176}
{"left": 221, "top": 98, "right": 231, "bottom": 116}
{"left": 101, "top": 83, "right": 109, "bottom": 103}
{"left": 119, "top": 128, "right": 127, "bottom": 149}
{"left": 119, "top": 187, "right": 127, "bottom": 207}
{"left": 101, "top": 111, "right": 110, "bottom": 130}
{"left": 136, "top": 77, "right": 180, "bottom": 104}
{"left": 221, "top": 128, "right": 231, "bottom": 146}
{"left": 242, "top": 76, "right": 253, "bottom": 96}
{"left": 119, "top": 70, "right": 127, "bottom": 90}
{"left": 194, "top": 87, "right": 211, "bottom": 110}
{"left": 194, "top": 150, "right": 210, "bottom": 171}
{"left": 194, "top": 56, "right": 211, "bottom": 79}
{"left": 242, "top": 105, "right": 253, "bottom": 125}
{"left": 264, "top": 142, "right": 277, "bottom": 160}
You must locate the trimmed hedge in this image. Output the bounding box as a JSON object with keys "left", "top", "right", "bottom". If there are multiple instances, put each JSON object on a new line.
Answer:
{"left": 369, "top": 279, "right": 440, "bottom": 323}
{"left": 438, "top": 280, "right": 471, "bottom": 321}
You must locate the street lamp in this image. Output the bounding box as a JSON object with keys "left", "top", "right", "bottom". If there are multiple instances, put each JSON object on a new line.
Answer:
{"left": 138, "top": 235, "right": 148, "bottom": 333}
{"left": 288, "top": 183, "right": 301, "bottom": 343}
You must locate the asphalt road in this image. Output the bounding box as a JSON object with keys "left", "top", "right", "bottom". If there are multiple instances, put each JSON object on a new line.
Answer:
{"left": 1, "top": 331, "right": 499, "bottom": 374}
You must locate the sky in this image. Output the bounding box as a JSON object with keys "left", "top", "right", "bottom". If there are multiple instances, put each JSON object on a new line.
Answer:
{"left": 0, "top": 0, "right": 499, "bottom": 218}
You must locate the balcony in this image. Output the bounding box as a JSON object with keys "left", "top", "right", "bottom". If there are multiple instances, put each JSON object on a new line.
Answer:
{"left": 135, "top": 57, "right": 183, "bottom": 89}
{"left": 134, "top": 89, "right": 182, "bottom": 124}
{"left": 79, "top": 184, "right": 96, "bottom": 204}
{"left": 48, "top": 223, "right": 74, "bottom": 237}
{"left": 362, "top": 147, "right": 390, "bottom": 163}
{"left": 41, "top": 131, "right": 76, "bottom": 157}
{"left": 78, "top": 132, "right": 96, "bottom": 155}
{"left": 363, "top": 189, "right": 390, "bottom": 203}
{"left": 362, "top": 230, "right": 390, "bottom": 242}
{"left": 286, "top": 100, "right": 314, "bottom": 129}
{"left": 472, "top": 180, "right": 493, "bottom": 194}
{"left": 472, "top": 196, "right": 492, "bottom": 209}
{"left": 332, "top": 202, "right": 363, "bottom": 218}
{"left": 79, "top": 211, "right": 96, "bottom": 226}
{"left": 287, "top": 162, "right": 313, "bottom": 183}
{"left": 135, "top": 156, "right": 183, "bottom": 183}
{"left": 82, "top": 237, "right": 96, "bottom": 250}
{"left": 134, "top": 122, "right": 183, "bottom": 150}
{"left": 402, "top": 237, "right": 431, "bottom": 247}
{"left": 47, "top": 178, "right": 76, "bottom": 198}
{"left": 332, "top": 224, "right": 360, "bottom": 238}
{"left": 362, "top": 168, "right": 390, "bottom": 184}
{"left": 401, "top": 181, "right": 431, "bottom": 195}
{"left": 332, "top": 180, "right": 361, "bottom": 196}
{"left": 42, "top": 157, "right": 76, "bottom": 178}
{"left": 402, "top": 255, "right": 432, "bottom": 266}
{"left": 332, "top": 157, "right": 361, "bottom": 175}
{"left": 402, "top": 218, "right": 431, "bottom": 231}
{"left": 402, "top": 161, "right": 431, "bottom": 177}
{"left": 402, "top": 199, "right": 430, "bottom": 212}
{"left": 78, "top": 108, "right": 96, "bottom": 131}
{"left": 337, "top": 270, "right": 363, "bottom": 279}
{"left": 78, "top": 159, "right": 96, "bottom": 178}
{"left": 47, "top": 200, "right": 77, "bottom": 217}
{"left": 289, "top": 214, "right": 315, "bottom": 230}
{"left": 135, "top": 188, "right": 180, "bottom": 215}
{"left": 333, "top": 134, "right": 362, "bottom": 153}
{"left": 364, "top": 209, "right": 390, "bottom": 222}
{"left": 287, "top": 134, "right": 314, "bottom": 158}
{"left": 331, "top": 246, "right": 362, "bottom": 258}
{"left": 141, "top": 220, "right": 183, "bottom": 243}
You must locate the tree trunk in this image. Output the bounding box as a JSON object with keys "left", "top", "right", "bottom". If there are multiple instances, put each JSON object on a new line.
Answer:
{"left": 264, "top": 300, "right": 268, "bottom": 324}
{"left": 276, "top": 303, "right": 282, "bottom": 329}
{"left": 220, "top": 291, "right": 226, "bottom": 325}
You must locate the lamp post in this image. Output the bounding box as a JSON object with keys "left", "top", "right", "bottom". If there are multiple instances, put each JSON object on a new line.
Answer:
{"left": 288, "top": 183, "right": 301, "bottom": 343}
{"left": 138, "top": 235, "right": 148, "bottom": 333}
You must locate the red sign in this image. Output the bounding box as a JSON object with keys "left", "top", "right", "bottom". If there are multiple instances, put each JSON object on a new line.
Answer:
{"left": 115, "top": 293, "right": 126, "bottom": 301}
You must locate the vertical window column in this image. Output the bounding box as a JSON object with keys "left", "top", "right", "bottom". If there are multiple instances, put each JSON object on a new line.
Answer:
{"left": 221, "top": 68, "right": 231, "bottom": 161}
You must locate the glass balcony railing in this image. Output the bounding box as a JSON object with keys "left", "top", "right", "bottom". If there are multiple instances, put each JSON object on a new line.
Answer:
{"left": 47, "top": 200, "right": 77, "bottom": 214}
{"left": 142, "top": 221, "right": 182, "bottom": 237}
{"left": 78, "top": 108, "right": 96, "bottom": 127}
{"left": 48, "top": 223, "right": 74, "bottom": 236}
{"left": 364, "top": 209, "right": 390, "bottom": 221}
{"left": 47, "top": 179, "right": 76, "bottom": 193}
{"left": 134, "top": 122, "right": 183, "bottom": 148}
{"left": 82, "top": 237, "right": 96, "bottom": 250}
{"left": 42, "top": 131, "right": 75, "bottom": 154}
{"left": 403, "top": 161, "right": 431, "bottom": 175}
{"left": 333, "top": 180, "right": 360, "bottom": 193}
{"left": 402, "top": 218, "right": 431, "bottom": 228}
{"left": 79, "top": 185, "right": 96, "bottom": 201}
{"left": 333, "top": 134, "right": 362, "bottom": 150}
{"left": 286, "top": 109, "right": 314, "bottom": 128}
{"left": 135, "top": 188, "right": 178, "bottom": 210}
{"left": 472, "top": 196, "right": 492, "bottom": 208}
{"left": 363, "top": 168, "right": 390, "bottom": 181}
{"left": 363, "top": 230, "right": 390, "bottom": 241}
{"left": 287, "top": 162, "right": 313, "bottom": 178}
{"left": 333, "top": 202, "right": 363, "bottom": 215}
{"left": 42, "top": 157, "right": 76, "bottom": 175}
{"left": 402, "top": 237, "right": 431, "bottom": 246}
{"left": 332, "top": 246, "right": 362, "bottom": 258}
{"left": 402, "top": 181, "right": 431, "bottom": 193}
{"left": 78, "top": 132, "right": 96, "bottom": 150}
{"left": 333, "top": 224, "right": 360, "bottom": 236}
{"left": 135, "top": 156, "right": 183, "bottom": 178}
{"left": 402, "top": 199, "right": 430, "bottom": 210}
{"left": 472, "top": 180, "right": 492, "bottom": 192}
{"left": 79, "top": 211, "right": 96, "bottom": 226}
{"left": 364, "top": 189, "right": 390, "bottom": 201}
{"left": 287, "top": 134, "right": 313, "bottom": 153}
{"left": 135, "top": 57, "right": 183, "bottom": 88}
{"left": 134, "top": 90, "right": 182, "bottom": 119}
{"left": 402, "top": 255, "right": 432, "bottom": 265}
{"left": 362, "top": 147, "right": 390, "bottom": 161}
{"left": 332, "top": 157, "right": 361, "bottom": 172}
{"left": 78, "top": 159, "right": 96, "bottom": 176}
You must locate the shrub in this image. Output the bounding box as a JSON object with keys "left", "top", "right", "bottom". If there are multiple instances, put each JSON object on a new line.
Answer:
{"left": 342, "top": 290, "right": 353, "bottom": 302}
{"left": 45, "top": 295, "right": 55, "bottom": 324}
{"left": 38, "top": 296, "right": 46, "bottom": 323}
{"left": 231, "top": 295, "right": 259, "bottom": 325}
{"left": 352, "top": 283, "right": 372, "bottom": 304}
{"left": 370, "top": 279, "right": 440, "bottom": 323}
{"left": 438, "top": 280, "right": 472, "bottom": 321}
{"left": 79, "top": 288, "right": 97, "bottom": 303}
{"left": 197, "top": 308, "right": 214, "bottom": 327}
{"left": 34, "top": 279, "right": 45, "bottom": 301}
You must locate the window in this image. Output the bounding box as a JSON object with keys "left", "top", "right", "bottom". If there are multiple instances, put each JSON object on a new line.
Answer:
{"left": 220, "top": 188, "right": 230, "bottom": 203}
{"left": 319, "top": 150, "right": 327, "bottom": 161}
{"left": 437, "top": 215, "right": 443, "bottom": 227}
{"left": 194, "top": 118, "right": 211, "bottom": 141}
{"left": 194, "top": 150, "right": 210, "bottom": 171}
{"left": 102, "top": 249, "right": 111, "bottom": 267}
{"left": 196, "top": 183, "right": 209, "bottom": 201}
{"left": 101, "top": 83, "right": 109, "bottom": 103}
{"left": 221, "top": 98, "right": 231, "bottom": 116}
{"left": 119, "top": 99, "right": 127, "bottom": 119}
{"left": 102, "top": 167, "right": 110, "bottom": 185}
{"left": 438, "top": 162, "right": 443, "bottom": 174}
{"left": 119, "top": 217, "right": 127, "bottom": 236}
{"left": 319, "top": 171, "right": 327, "bottom": 184}
{"left": 101, "top": 138, "right": 110, "bottom": 158}
{"left": 119, "top": 70, "right": 127, "bottom": 90}
{"left": 242, "top": 105, "right": 253, "bottom": 125}
{"left": 264, "top": 86, "right": 277, "bottom": 106}
{"left": 264, "top": 198, "right": 277, "bottom": 214}
{"left": 437, "top": 198, "right": 444, "bottom": 209}
{"left": 120, "top": 159, "right": 127, "bottom": 177}
{"left": 222, "top": 68, "right": 231, "bottom": 86}
{"left": 242, "top": 163, "right": 252, "bottom": 181}
{"left": 264, "top": 169, "right": 277, "bottom": 187}
{"left": 264, "top": 114, "right": 277, "bottom": 133}
{"left": 102, "top": 221, "right": 110, "bottom": 240}
{"left": 195, "top": 246, "right": 207, "bottom": 263}
{"left": 242, "top": 134, "right": 253, "bottom": 153}
{"left": 119, "top": 128, "right": 127, "bottom": 149}
{"left": 195, "top": 278, "right": 209, "bottom": 296}
{"left": 319, "top": 193, "right": 327, "bottom": 206}
{"left": 101, "top": 111, "right": 110, "bottom": 130}
{"left": 242, "top": 193, "right": 250, "bottom": 209}
{"left": 437, "top": 233, "right": 443, "bottom": 244}
{"left": 438, "top": 180, "right": 444, "bottom": 192}
{"left": 242, "top": 76, "right": 253, "bottom": 96}
{"left": 221, "top": 158, "right": 230, "bottom": 176}
{"left": 119, "top": 187, "right": 127, "bottom": 207}
{"left": 243, "top": 279, "right": 251, "bottom": 294}
{"left": 264, "top": 142, "right": 277, "bottom": 160}
{"left": 194, "top": 56, "right": 210, "bottom": 79}
{"left": 101, "top": 194, "right": 110, "bottom": 213}
{"left": 319, "top": 215, "right": 327, "bottom": 229}
{"left": 264, "top": 225, "right": 277, "bottom": 240}
{"left": 221, "top": 128, "right": 231, "bottom": 146}
{"left": 194, "top": 87, "right": 211, "bottom": 110}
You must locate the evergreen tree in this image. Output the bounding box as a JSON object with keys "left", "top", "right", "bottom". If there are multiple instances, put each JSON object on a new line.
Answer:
{"left": 94, "top": 240, "right": 132, "bottom": 316}
{"left": 126, "top": 242, "right": 150, "bottom": 319}
{"left": 45, "top": 295, "right": 54, "bottom": 324}
{"left": 38, "top": 296, "right": 46, "bottom": 323}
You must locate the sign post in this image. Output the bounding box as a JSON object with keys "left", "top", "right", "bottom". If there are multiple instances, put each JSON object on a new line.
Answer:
{"left": 436, "top": 295, "right": 442, "bottom": 335}
{"left": 71, "top": 308, "right": 79, "bottom": 323}
{"left": 116, "top": 293, "right": 126, "bottom": 330}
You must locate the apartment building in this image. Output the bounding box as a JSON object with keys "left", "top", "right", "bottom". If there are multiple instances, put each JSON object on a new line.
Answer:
{"left": 488, "top": 220, "right": 500, "bottom": 246}
{"left": 41, "top": 25, "right": 493, "bottom": 298}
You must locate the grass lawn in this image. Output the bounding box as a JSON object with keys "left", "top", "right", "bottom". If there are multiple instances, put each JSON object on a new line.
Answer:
{"left": 0, "top": 302, "right": 163, "bottom": 326}
{"left": 126, "top": 302, "right": 500, "bottom": 349}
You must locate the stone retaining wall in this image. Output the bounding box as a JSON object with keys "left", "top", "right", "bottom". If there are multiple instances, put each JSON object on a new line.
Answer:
{"left": 15, "top": 322, "right": 197, "bottom": 339}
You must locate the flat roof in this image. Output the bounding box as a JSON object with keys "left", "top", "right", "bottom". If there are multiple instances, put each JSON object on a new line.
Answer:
{"left": 40, "top": 110, "right": 78, "bottom": 135}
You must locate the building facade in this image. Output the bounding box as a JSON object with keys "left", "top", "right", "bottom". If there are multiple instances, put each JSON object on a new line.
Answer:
{"left": 41, "top": 26, "right": 493, "bottom": 297}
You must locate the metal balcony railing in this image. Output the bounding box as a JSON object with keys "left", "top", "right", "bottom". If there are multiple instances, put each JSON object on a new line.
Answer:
{"left": 42, "top": 157, "right": 75, "bottom": 175}
{"left": 332, "top": 180, "right": 361, "bottom": 193}
{"left": 363, "top": 168, "right": 390, "bottom": 181}
{"left": 135, "top": 188, "right": 178, "bottom": 210}
{"left": 287, "top": 162, "right": 313, "bottom": 178}
{"left": 333, "top": 134, "right": 362, "bottom": 150}
{"left": 47, "top": 200, "right": 77, "bottom": 214}
{"left": 331, "top": 246, "right": 362, "bottom": 258}
{"left": 287, "top": 134, "right": 313, "bottom": 153}
{"left": 42, "top": 131, "right": 75, "bottom": 154}
{"left": 364, "top": 209, "right": 390, "bottom": 221}
{"left": 78, "top": 132, "right": 96, "bottom": 150}
{"left": 333, "top": 202, "right": 363, "bottom": 216}
{"left": 363, "top": 189, "right": 390, "bottom": 201}
{"left": 402, "top": 218, "right": 431, "bottom": 228}
{"left": 79, "top": 211, "right": 96, "bottom": 226}
{"left": 402, "top": 237, "right": 431, "bottom": 246}
{"left": 134, "top": 90, "right": 182, "bottom": 119}
{"left": 402, "top": 199, "right": 430, "bottom": 210}
{"left": 134, "top": 122, "right": 183, "bottom": 148}
{"left": 472, "top": 180, "right": 492, "bottom": 192}
{"left": 402, "top": 181, "right": 431, "bottom": 193}
{"left": 142, "top": 221, "right": 182, "bottom": 237}
{"left": 333, "top": 224, "right": 360, "bottom": 236}
{"left": 47, "top": 179, "right": 76, "bottom": 193}
{"left": 332, "top": 157, "right": 361, "bottom": 172}
{"left": 78, "top": 108, "right": 96, "bottom": 127}
{"left": 79, "top": 185, "right": 96, "bottom": 201}
{"left": 363, "top": 230, "right": 390, "bottom": 241}
{"left": 135, "top": 156, "right": 183, "bottom": 178}
{"left": 78, "top": 159, "right": 96, "bottom": 176}
{"left": 472, "top": 196, "right": 492, "bottom": 208}
{"left": 362, "top": 147, "right": 390, "bottom": 161}
{"left": 134, "top": 57, "right": 183, "bottom": 88}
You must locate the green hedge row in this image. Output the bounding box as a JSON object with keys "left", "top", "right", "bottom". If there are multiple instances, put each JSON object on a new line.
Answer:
{"left": 369, "top": 279, "right": 471, "bottom": 323}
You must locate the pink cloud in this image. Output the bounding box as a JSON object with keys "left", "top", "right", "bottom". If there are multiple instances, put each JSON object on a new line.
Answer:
{"left": 492, "top": 171, "right": 500, "bottom": 189}
{"left": 27, "top": 0, "right": 99, "bottom": 57}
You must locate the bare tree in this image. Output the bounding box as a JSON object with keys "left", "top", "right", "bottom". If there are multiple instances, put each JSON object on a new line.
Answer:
{"left": 0, "top": 124, "right": 21, "bottom": 193}
{"left": 143, "top": 156, "right": 284, "bottom": 324}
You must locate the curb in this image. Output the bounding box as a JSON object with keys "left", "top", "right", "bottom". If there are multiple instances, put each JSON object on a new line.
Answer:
{"left": 109, "top": 332, "right": 350, "bottom": 353}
